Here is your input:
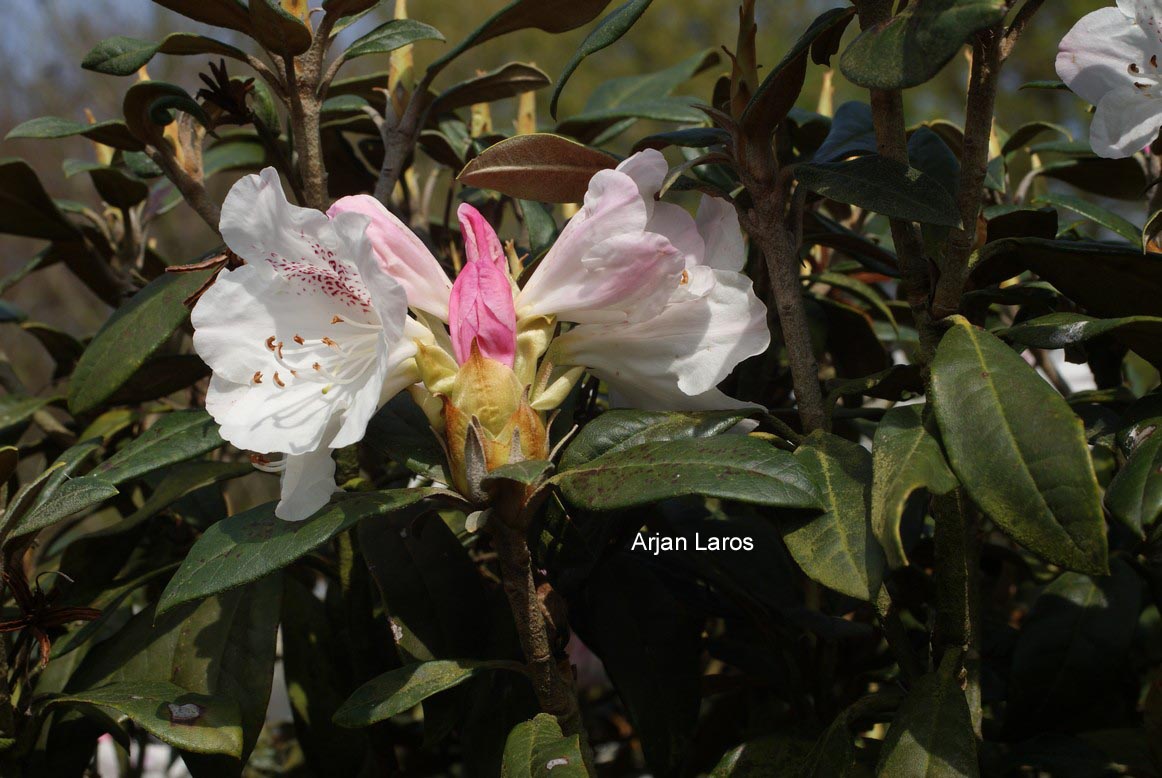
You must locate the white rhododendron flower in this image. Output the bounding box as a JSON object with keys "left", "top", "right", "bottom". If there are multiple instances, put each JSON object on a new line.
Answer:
{"left": 1057, "top": 0, "right": 1162, "bottom": 157}
{"left": 191, "top": 169, "right": 419, "bottom": 520}
{"left": 195, "top": 151, "right": 769, "bottom": 519}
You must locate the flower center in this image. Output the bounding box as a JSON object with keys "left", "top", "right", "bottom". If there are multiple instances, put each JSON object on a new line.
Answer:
{"left": 253, "top": 314, "right": 381, "bottom": 395}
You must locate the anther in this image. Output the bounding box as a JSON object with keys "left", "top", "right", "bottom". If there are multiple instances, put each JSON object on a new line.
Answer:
{"left": 265, "top": 336, "right": 277, "bottom": 351}
{"left": 276, "top": 341, "right": 285, "bottom": 359}
{"left": 322, "top": 336, "right": 338, "bottom": 347}
{"left": 273, "top": 372, "right": 285, "bottom": 387}
{"left": 252, "top": 371, "right": 263, "bottom": 384}
{"left": 293, "top": 334, "right": 305, "bottom": 345}
{"left": 1131, "top": 63, "right": 1142, "bottom": 74}
{"left": 331, "top": 315, "right": 343, "bottom": 324}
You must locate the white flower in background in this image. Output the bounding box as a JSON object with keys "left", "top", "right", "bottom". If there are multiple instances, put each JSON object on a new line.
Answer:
{"left": 191, "top": 168, "right": 420, "bottom": 520}
{"left": 1057, "top": 0, "right": 1162, "bottom": 157}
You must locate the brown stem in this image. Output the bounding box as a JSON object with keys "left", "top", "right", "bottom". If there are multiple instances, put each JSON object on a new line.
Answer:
{"left": 855, "top": 0, "right": 938, "bottom": 361}
{"left": 931, "top": 28, "right": 1003, "bottom": 320}
{"left": 147, "top": 148, "right": 220, "bottom": 233}
{"left": 284, "top": 52, "right": 328, "bottom": 210}
{"left": 738, "top": 181, "right": 826, "bottom": 433}
{"left": 492, "top": 519, "right": 585, "bottom": 737}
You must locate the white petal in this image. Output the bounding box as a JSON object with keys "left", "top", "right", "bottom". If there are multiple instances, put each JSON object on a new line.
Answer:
{"left": 647, "top": 202, "right": 705, "bottom": 268}
{"left": 1090, "top": 86, "right": 1162, "bottom": 157}
{"left": 204, "top": 372, "right": 334, "bottom": 455}
{"left": 695, "top": 196, "right": 746, "bottom": 272}
{"left": 1057, "top": 7, "right": 1153, "bottom": 106}
{"left": 614, "top": 149, "right": 668, "bottom": 214}
{"left": 276, "top": 446, "right": 339, "bottom": 521}
{"left": 554, "top": 269, "right": 769, "bottom": 408}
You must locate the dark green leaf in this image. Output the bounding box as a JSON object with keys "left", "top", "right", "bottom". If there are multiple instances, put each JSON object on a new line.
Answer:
{"left": 796, "top": 154, "right": 961, "bottom": 228}
{"left": 972, "top": 238, "right": 1162, "bottom": 318}
{"left": 68, "top": 269, "right": 213, "bottom": 415}
{"left": 342, "top": 18, "right": 444, "bottom": 61}
{"left": 742, "top": 7, "right": 855, "bottom": 140}
{"left": 559, "top": 409, "right": 748, "bottom": 470}
{"left": 6, "top": 117, "right": 144, "bottom": 151}
{"left": 999, "top": 313, "right": 1162, "bottom": 369}
{"left": 458, "top": 133, "right": 616, "bottom": 202}
{"left": 1037, "top": 156, "right": 1149, "bottom": 201}
{"left": 82, "top": 34, "right": 247, "bottom": 77}
{"left": 783, "top": 431, "right": 884, "bottom": 601}
{"left": 554, "top": 49, "right": 718, "bottom": 143}
{"left": 501, "top": 714, "right": 587, "bottom": 777}
{"left": 632, "top": 127, "right": 731, "bottom": 153}
{"left": 122, "top": 82, "right": 212, "bottom": 142}
{"left": 550, "top": 0, "right": 654, "bottom": 117}
{"left": 1001, "top": 121, "right": 1070, "bottom": 156}
{"left": 92, "top": 410, "right": 224, "bottom": 486}
{"left": 44, "top": 682, "right": 243, "bottom": 757}
{"left": 813, "top": 100, "right": 875, "bottom": 162}
{"left": 0, "top": 158, "right": 80, "bottom": 241}
{"left": 434, "top": 0, "right": 612, "bottom": 70}
{"left": 551, "top": 436, "right": 822, "bottom": 512}
{"left": 334, "top": 660, "right": 527, "bottom": 727}
{"left": 157, "top": 488, "right": 454, "bottom": 614}
{"left": 1105, "top": 427, "right": 1162, "bottom": 536}
{"left": 871, "top": 405, "right": 957, "bottom": 568}
{"left": 1030, "top": 193, "right": 1140, "bottom": 246}
{"left": 7, "top": 477, "right": 119, "bottom": 540}
{"left": 112, "top": 461, "right": 253, "bottom": 533}
{"left": 930, "top": 317, "right": 1107, "bottom": 575}
{"left": 1007, "top": 559, "right": 1142, "bottom": 737}
{"left": 841, "top": 0, "right": 1006, "bottom": 89}
{"left": 151, "top": 0, "right": 253, "bottom": 35}
{"left": 876, "top": 652, "right": 979, "bottom": 777}
{"left": 0, "top": 394, "right": 53, "bottom": 434}
{"left": 432, "top": 62, "right": 550, "bottom": 115}
{"left": 364, "top": 392, "right": 450, "bottom": 481}
{"left": 248, "top": 0, "right": 312, "bottom": 57}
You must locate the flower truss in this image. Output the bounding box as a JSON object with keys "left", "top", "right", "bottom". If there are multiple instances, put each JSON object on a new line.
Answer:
{"left": 191, "top": 151, "right": 770, "bottom": 520}
{"left": 1057, "top": 0, "right": 1162, "bottom": 158}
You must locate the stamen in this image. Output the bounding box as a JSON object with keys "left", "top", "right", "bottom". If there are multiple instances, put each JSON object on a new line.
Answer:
{"left": 252, "top": 371, "right": 263, "bottom": 384}
{"left": 312, "top": 362, "right": 322, "bottom": 371}
{"left": 1131, "top": 63, "right": 1142, "bottom": 74}
{"left": 265, "top": 336, "right": 277, "bottom": 351}
{"left": 293, "top": 334, "right": 305, "bottom": 345}
{"left": 273, "top": 372, "right": 285, "bottom": 387}
{"left": 322, "top": 337, "right": 339, "bottom": 348}
{"left": 680, "top": 269, "right": 690, "bottom": 285}
{"left": 276, "top": 341, "right": 285, "bottom": 359}
{"left": 331, "top": 315, "right": 343, "bottom": 324}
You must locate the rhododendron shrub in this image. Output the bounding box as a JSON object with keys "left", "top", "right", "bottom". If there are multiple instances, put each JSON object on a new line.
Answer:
{"left": 0, "top": 0, "right": 1160, "bottom": 775}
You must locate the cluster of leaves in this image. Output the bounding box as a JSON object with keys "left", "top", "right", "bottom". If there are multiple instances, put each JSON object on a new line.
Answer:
{"left": 0, "top": 0, "right": 1160, "bottom": 776}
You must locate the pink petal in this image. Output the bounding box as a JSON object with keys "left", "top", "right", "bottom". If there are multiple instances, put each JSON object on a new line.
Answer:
{"left": 448, "top": 256, "right": 517, "bottom": 367}
{"left": 327, "top": 195, "right": 452, "bottom": 319}
{"left": 457, "top": 203, "right": 508, "bottom": 273}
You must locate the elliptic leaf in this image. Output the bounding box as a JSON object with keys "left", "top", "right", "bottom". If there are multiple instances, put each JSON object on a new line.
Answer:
{"left": 784, "top": 431, "right": 885, "bottom": 601}
{"left": 929, "top": 317, "right": 1107, "bottom": 575}
{"left": 796, "top": 155, "right": 961, "bottom": 227}
{"left": 432, "top": 63, "right": 550, "bottom": 115}
{"left": 68, "top": 268, "right": 213, "bottom": 415}
{"left": 333, "top": 660, "right": 527, "bottom": 728}
{"left": 1105, "top": 427, "right": 1162, "bottom": 536}
{"left": 342, "top": 18, "right": 444, "bottom": 61}
{"left": 875, "top": 652, "right": 979, "bottom": 777}
{"left": 157, "top": 488, "right": 455, "bottom": 614}
{"left": 551, "top": 436, "right": 822, "bottom": 513}
{"left": 81, "top": 34, "right": 247, "bottom": 77}
{"left": 458, "top": 134, "right": 616, "bottom": 203}
{"left": 44, "top": 682, "right": 243, "bottom": 758}
{"left": 550, "top": 0, "right": 654, "bottom": 117}
{"left": 841, "top": 0, "right": 1007, "bottom": 90}
{"left": 501, "top": 714, "right": 587, "bottom": 777}
{"left": 92, "top": 410, "right": 224, "bottom": 486}
{"left": 559, "top": 409, "right": 748, "bottom": 470}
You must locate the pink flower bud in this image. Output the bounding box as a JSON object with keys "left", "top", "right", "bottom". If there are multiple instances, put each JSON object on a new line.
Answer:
{"left": 448, "top": 206, "right": 516, "bottom": 366}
